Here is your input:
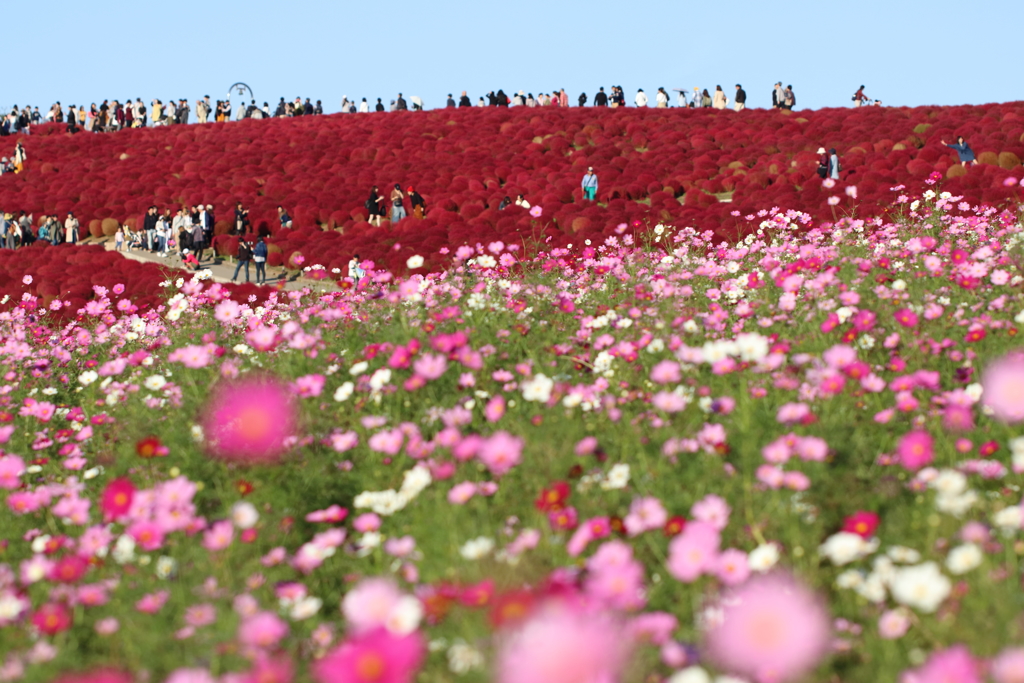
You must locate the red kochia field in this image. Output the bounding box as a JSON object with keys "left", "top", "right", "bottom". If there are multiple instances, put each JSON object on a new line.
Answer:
{"left": 2, "top": 103, "right": 1023, "bottom": 272}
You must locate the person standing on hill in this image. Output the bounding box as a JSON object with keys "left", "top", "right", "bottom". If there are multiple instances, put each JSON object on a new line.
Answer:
{"left": 13, "top": 142, "right": 26, "bottom": 174}
{"left": 408, "top": 187, "right": 426, "bottom": 219}
{"left": 782, "top": 85, "right": 795, "bottom": 110}
{"left": 459, "top": 91, "right": 472, "bottom": 107}
{"left": 656, "top": 87, "right": 669, "bottom": 108}
{"left": 232, "top": 238, "right": 253, "bottom": 283}
{"left": 390, "top": 184, "right": 406, "bottom": 223}
{"left": 734, "top": 85, "right": 746, "bottom": 112}
{"left": 942, "top": 136, "right": 978, "bottom": 167}
{"left": 144, "top": 206, "right": 159, "bottom": 252}
{"left": 852, "top": 85, "right": 868, "bottom": 107}
{"left": 559, "top": 89, "right": 569, "bottom": 107}
{"left": 578, "top": 91, "right": 588, "bottom": 106}
{"left": 829, "top": 148, "right": 841, "bottom": 180}
{"left": 446, "top": 94, "right": 456, "bottom": 108}
{"left": 366, "top": 186, "right": 384, "bottom": 226}
{"left": 816, "top": 147, "right": 829, "bottom": 179}
{"left": 64, "top": 213, "right": 79, "bottom": 244}
{"left": 635, "top": 89, "right": 649, "bottom": 107}
{"left": 594, "top": 87, "right": 608, "bottom": 106}
{"left": 253, "top": 236, "right": 268, "bottom": 284}
{"left": 712, "top": 86, "right": 727, "bottom": 110}
{"left": 581, "top": 167, "right": 599, "bottom": 201}
{"left": 772, "top": 82, "right": 784, "bottom": 109}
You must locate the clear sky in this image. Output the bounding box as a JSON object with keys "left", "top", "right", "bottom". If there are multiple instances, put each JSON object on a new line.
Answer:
{"left": 6, "top": 0, "right": 1021, "bottom": 114}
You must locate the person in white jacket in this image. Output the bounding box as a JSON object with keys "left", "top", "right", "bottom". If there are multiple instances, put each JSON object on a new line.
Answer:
{"left": 655, "top": 88, "right": 669, "bottom": 108}
{"left": 635, "top": 89, "right": 649, "bottom": 107}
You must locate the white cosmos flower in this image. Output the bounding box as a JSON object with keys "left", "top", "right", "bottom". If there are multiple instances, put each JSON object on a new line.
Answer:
{"left": 890, "top": 562, "right": 951, "bottom": 613}
{"left": 143, "top": 375, "right": 167, "bottom": 391}
{"left": 333, "top": 382, "right": 355, "bottom": 402}
{"left": 747, "top": 544, "right": 779, "bottom": 572}
{"left": 406, "top": 255, "right": 425, "bottom": 269}
{"left": 459, "top": 537, "right": 495, "bottom": 560}
{"left": 231, "top": 501, "right": 260, "bottom": 530}
{"left": 521, "top": 374, "right": 554, "bottom": 402}
{"left": 945, "top": 543, "right": 983, "bottom": 575}
{"left": 819, "top": 532, "right": 876, "bottom": 566}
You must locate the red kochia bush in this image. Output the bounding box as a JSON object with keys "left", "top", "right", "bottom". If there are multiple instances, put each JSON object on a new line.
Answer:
{"left": 2, "top": 104, "right": 1023, "bottom": 270}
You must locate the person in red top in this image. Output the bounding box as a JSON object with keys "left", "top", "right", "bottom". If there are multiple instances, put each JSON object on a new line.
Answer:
{"left": 182, "top": 249, "right": 200, "bottom": 271}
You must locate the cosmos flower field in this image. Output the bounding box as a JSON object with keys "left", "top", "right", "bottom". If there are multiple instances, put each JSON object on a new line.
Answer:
{"left": 3, "top": 177, "right": 1024, "bottom": 683}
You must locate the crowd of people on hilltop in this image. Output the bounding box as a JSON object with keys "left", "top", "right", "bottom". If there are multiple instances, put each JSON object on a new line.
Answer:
{"left": 0, "top": 96, "right": 325, "bottom": 135}
{"left": 2, "top": 83, "right": 892, "bottom": 137}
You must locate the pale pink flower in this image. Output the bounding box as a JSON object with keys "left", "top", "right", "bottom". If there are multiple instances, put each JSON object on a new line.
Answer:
{"left": 238, "top": 611, "right": 289, "bottom": 649}
{"left": 496, "top": 603, "right": 629, "bottom": 683}
{"left": 477, "top": 431, "right": 523, "bottom": 476}
{"left": 705, "top": 573, "right": 830, "bottom": 683}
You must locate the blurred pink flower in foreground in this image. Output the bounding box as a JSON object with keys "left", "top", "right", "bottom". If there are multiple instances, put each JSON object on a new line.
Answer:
{"left": 496, "top": 603, "right": 629, "bottom": 683}
{"left": 705, "top": 572, "right": 830, "bottom": 683}
{"left": 982, "top": 352, "right": 1024, "bottom": 423}
{"left": 202, "top": 376, "right": 297, "bottom": 463}
{"left": 900, "top": 645, "right": 980, "bottom": 683}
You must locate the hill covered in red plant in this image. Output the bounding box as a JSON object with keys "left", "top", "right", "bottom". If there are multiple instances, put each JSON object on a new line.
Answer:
{"left": 2, "top": 103, "right": 1023, "bottom": 273}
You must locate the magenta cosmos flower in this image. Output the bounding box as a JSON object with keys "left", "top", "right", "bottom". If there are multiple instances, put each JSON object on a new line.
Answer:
{"left": 982, "top": 353, "right": 1024, "bottom": 423}
{"left": 705, "top": 572, "right": 830, "bottom": 683}
{"left": 314, "top": 628, "right": 425, "bottom": 683}
{"left": 202, "top": 376, "right": 298, "bottom": 463}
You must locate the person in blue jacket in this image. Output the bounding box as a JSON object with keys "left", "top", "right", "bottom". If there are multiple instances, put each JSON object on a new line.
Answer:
{"left": 942, "top": 136, "right": 978, "bottom": 167}
{"left": 581, "top": 167, "right": 599, "bottom": 201}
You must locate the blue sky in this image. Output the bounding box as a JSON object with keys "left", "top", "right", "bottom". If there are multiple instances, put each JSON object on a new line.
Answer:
{"left": 6, "top": 0, "right": 1021, "bottom": 114}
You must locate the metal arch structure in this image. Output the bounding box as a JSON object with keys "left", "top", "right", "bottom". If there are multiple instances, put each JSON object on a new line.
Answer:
{"left": 227, "top": 83, "right": 254, "bottom": 103}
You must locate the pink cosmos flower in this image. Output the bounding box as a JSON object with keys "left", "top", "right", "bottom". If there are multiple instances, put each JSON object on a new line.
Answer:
{"left": 184, "top": 604, "right": 217, "bottom": 628}
{"left": 666, "top": 521, "right": 720, "bottom": 582}
{"left": 715, "top": 548, "right": 752, "bottom": 586}
{"left": 877, "top": 608, "right": 911, "bottom": 639}
{"left": 897, "top": 430, "right": 934, "bottom": 470}
{"left": 164, "top": 669, "right": 216, "bottom": 683}
{"left": 292, "top": 374, "right": 326, "bottom": 397}
{"left": 650, "top": 360, "right": 681, "bottom": 384}
{"left": 496, "top": 604, "right": 629, "bottom": 683}
{"left": 652, "top": 391, "right": 687, "bottom": 413}
{"left": 202, "top": 376, "right": 297, "bottom": 463}
{"left": 136, "top": 590, "right": 170, "bottom": 614}
{"left": 353, "top": 513, "right": 381, "bottom": 532}
{"left": 128, "top": 521, "right": 166, "bottom": 552}
{"left": 982, "top": 353, "right": 1024, "bottom": 423}
{"left": 368, "top": 428, "right": 404, "bottom": 455}
{"left": 901, "top": 645, "right": 980, "bottom": 683}
{"left": 705, "top": 573, "right": 830, "bottom": 683}
{"left": 314, "top": 628, "right": 425, "bottom": 683}
{"left": 412, "top": 353, "right": 447, "bottom": 380}
{"left": 477, "top": 431, "right": 523, "bottom": 476}
{"left": 484, "top": 395, "right": 506, "bottom": 423}
{"left": 202, "top": 520, "right": 235, "bottom": 551}
{"left": 238, "top": 611, "right": 289, "bottom": 650}
{"left": 0, "top": 455, "right": 26, "bottom": 489}
{"left": 992, "top": 647, "right": 1024, "bottom": 683}
{"left": 623, "top": 497, "right": 668, "bottom": 536}
{"left": 342, "top": 578, "right": 402, "bottom": 633}
{"left": 447, "top": 481, "right": 478, "bottom": 504}
{"left": 691, "top": 494, "right": 731, "bottom": 530}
